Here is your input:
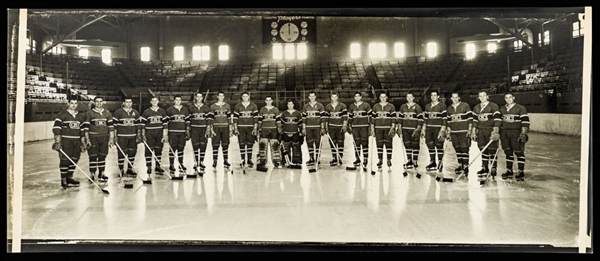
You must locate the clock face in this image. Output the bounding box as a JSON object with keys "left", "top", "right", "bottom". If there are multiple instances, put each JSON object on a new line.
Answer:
{"left": 271, "top": 22, "right": 278, "bottom": 28}
{"left": 300, "top": 21, "right": 308, "bottom": 28}
{"left": 271, "top": 29, "right": 278, "bottom": 36}
{"left": 301, "top": 29, "right": 308, "bottom": 36}
{"left": 279, "top": 22, "right": 299, "bottom": 42}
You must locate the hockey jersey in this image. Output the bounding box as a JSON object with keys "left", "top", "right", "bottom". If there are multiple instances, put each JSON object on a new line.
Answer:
{"left": 279, "top": 110, "right": 303, "bottom": 135}
{"left": 445, "top": 102, "right": 472, "bottom": 133}
{"left": 371, "top": 102, "right": 396, "bottom": 129}
{"left": 302, "top": 102, "right": 325, "bottom": 129}
{"left": 233, "top": 102, "right": 259, "bottom": 128}
{"left": 53, "top": 109, "right": 86, "bottom": 139}
{"left": 84, "top": 108, "right": 114, "bottom": 136}
{"left": 166, "top": 105, "right": 190, "bottom": 133}
{"left": 397, "top": 103, "right": 424, "bottom": 130}
{"left": 209, "top": 102, "right": 232, "bottom": 129}
{"left": 423, "top": 102, "right": 447, "bottom": 128}
{"left": 472, "top": 101, "right": 502, "bottom": 129}
{"left": 258, "top": 106, "right": 280, "bottom": 130}
{"left": 348, "top": 102, "right": 372, "bottom": 128}
{"left": 500, "top": 103, "right": 530, "bottom": 130}
{"left": 113, "top": 108, "right": 141, "bottom": 138}
{"left": 323, "top": 102, "right": 348, "bottom": 128}
{"left": 188, "top": 103, "right": 211, "bottom": 129}
{"left": 141, "top": 106, "right": 168, "bottom": 131}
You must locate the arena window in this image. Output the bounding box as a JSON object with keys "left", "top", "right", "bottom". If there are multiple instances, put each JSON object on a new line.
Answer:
{"left": 141, "top": 47, "right": 150, "bottom": 61}
{"left": 394, "top": 42, "right": 405, "bottom": 58}
{"left": 368, "top": 42, "right": 386, "bottom": 59}
{"left": 193, "top": 46, "right": 210, "bottom": 61}
{"left": 78, "top": 48, "right": 88, "bottom": 59}
{"left": 426, "top": 42, "right": 437, "bottom": 58}
{"left": 466, "top": 43, "right": 476, "bottom": 60}
{"left": 174, "top": 46, "right": 184, "bottom": 61}
{"left": 102, "top": 49, "right": 111, "bottom": 64}
{"left": 538, "top": 31, "right": 550, "bottom": 47}
{"left": 272, "top": 44, "right": 283, "bottom": 60}
{"left": 350, "top": 43, "right": 361, "bottom": 59}
{"left": 218, "top": 45, "right": 229, "bottom": 61}
{"left": 487, "top": 42, "right": 497, "bottom": 53}
{"left": 513, "top": 40, "right": 523, "bottom": 52}
{"left": 572, "top": 20, "right": 584, "bottom": 38}
{"left": 297, "top": 43, "right": 307, "bottom": 60}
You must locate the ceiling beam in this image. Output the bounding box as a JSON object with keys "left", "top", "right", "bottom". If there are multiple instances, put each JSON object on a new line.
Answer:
{"left": 484, "top": 18, "right": 533, "bottom": 47}
{"left": 41, "top": 14, "right": 107, "bottom": 54}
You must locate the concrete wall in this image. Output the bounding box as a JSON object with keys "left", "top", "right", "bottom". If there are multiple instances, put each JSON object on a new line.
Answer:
{"left": 15, "top": 113, "right": 582, "bottom": 143}
{"left": 528, "top": 113, "right": 582, "bottom": 136}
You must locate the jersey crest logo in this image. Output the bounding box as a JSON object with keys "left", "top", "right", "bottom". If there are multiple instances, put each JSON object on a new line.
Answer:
{"left": 404, "top": 112, "right": 415, "bottom": 119}
{"left": 95, "top": 120, "right": 106, "bottom": 126}
{"left": 478, "top": 114, "right": 489, "bottom": 121}
{"left": 240, "top": 111, "right": 253, "bottom": 117}
{"left": 173, "top": 115, "right": 184, "bottom": 121}
{"left": 503, "top": 115, "right": 515, "bottom": 122}
{"left": 376, "top": 111, "right": 389, "bottom": 117}
{"left": 428, "top": 112, "right": 441, "bottom": 119}
{"left": 264, "top": 114, "right": 274, "bottom": 120}
{"left": 193, "top": 113, "right": 205, "bottom": 119}
{"left": 123, "top": 119, "right": 135, "bottom": 125}
{"left": 150, "top": 117, "right": 162, "bottom": 124}
{"left": 68, "top": 121, "right": 80, "bottom": 129}
{"left": 451, "top": 115, "right": 462, "bottom": 121}
{"left": 330, "top": 112, "right": 340, "bottom": 117}
{"left": 216, "top": 110, "right": 227, "bottom": 116}
{"left": 306, "top": 111, "right": 318, "bottom": 117}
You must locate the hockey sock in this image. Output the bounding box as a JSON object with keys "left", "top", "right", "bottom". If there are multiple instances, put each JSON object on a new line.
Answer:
{"left": 515, "top": 151, "right": 525, "bottom": 170}
{"left": 89, "top": 156, "right": 97, "bottom": 174}
{"left": 98, "top": 155, "right": 106, "bottom": 172}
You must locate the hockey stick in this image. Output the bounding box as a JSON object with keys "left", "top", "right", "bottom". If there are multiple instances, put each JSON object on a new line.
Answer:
{"left": 479, "top": 147, "right": 500, "bottom": 186}
{"left": 167, "top": 142, "right": 185, "bottom": 180}
{"left": 309, "top": 135, "right": 323, "bottom": 173}
{"left": 466, "top": 139, "right": 494, "bottom": 170}
{"left": 370, "top": 136, "right": 376, "bottom": 175}
{"left": 59, "top": 149, "right": 109, "bottom": 194}
{"left": 115, "top": 142, "right": 152, "bottom": 185}
{"left": 346, "top": 132, "right": 359, "bottom": 171}
{"left": 326, "top": 134, "right": 342, "bottom": 166}
{"left": 142, "top": 141, "right": 170, "bottom": 180}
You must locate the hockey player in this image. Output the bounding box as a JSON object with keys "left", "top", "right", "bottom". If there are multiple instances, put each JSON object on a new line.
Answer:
{"left": 208, "top": 91, "right": 233, "bottom": 169}
{"left": 83, "top": 96, "right": 114, "bottom": 182}
{"left": 499, "top": 92, "right": 530, "bottom": 181}
{"left": 165, "top": 95, "right": 191, "bottom": 173}
{"left": 140, "top": 96, "right": 169, "bottom": 175}
{"left": 471, "top": 90, "right": 502, "bottom": 177}
{"left": 347, "top": 91, "right": 372, "bottom": 169}
{"left": 233, "top": 92, "right": 259, "bottom": 168}
{"left": 421, "top": 91, "right": 447, "bottom": 171}
{"left": 187, "top": 92, "right": 211, "bottom": 175}
{"left": 396, "top": 92, "right": 424, "bottom": 172}
{"left": 278, "top": 99, "right": 304, "bottom": 168}
{"left": 256, "top": 95, "right": 281, "bottom": 170}
{"left": 444, "top": 92, "right": 473, "bottom": 176}
{"left": 370, "top": 91, "right": 396, "bottom": 169}
{"left": 113, "top": 98, "right": 143, "bottom": 178}
{"left": 302, "top": 91, "right": 326, "bottom": 166}
{"left": 52, "top": 97, "right": 86, "bottom": 188}
{"left": 323, "top": 92, "right": 348, "bottom": 166}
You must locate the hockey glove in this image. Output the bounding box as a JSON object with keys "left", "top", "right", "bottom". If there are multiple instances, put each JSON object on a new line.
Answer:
{"left": 411, "top": 128, "right": 420, "bottom": 138}
{"left": 52, "top": 142, "right": 62, "bottom": 151}
{"left": 321, "top": 127, "right": 327, "bottom": 136}
{"left": 161, "top": 135, "right": 168, "bottom": 143}
{"left": 470, "top": 129, "right": 478, "bottom": 142}
{"left": 518, "top": 133, "right": 529, "bottom": 143}
{"left": 251, "top": 127, "right": 258, "bottom": 137}
{"left": 80, "top": 138, "right": 88, "bottom": 153}
{"left": 341, "top": 124, "right": 348, "bottom": 134}
{"left": 108, "top": 138, "right": 115, "bottom": 148}
{"left": 490, "top": 127, "right": 500, "bottom": 141}
{"left": 437, "top": 130, "right": 445, "bottom": 141}
{"left": 388, "top": 128, "right": 396, "bottom": 139}
{"left": 136, "top": 134, "right": 143, "bottom": 144}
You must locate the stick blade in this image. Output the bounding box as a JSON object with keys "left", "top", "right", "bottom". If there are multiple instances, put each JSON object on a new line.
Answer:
{"left": 345, "top": 166, "right": 357, "bottom": 171}
{"left": 442, "top": 177, "right": 454, "bottom": 182}
{"left": 101, "top": 189, "right": 110, "bottom": 194}
{"left": 124, "top": 184, "right": 134, "bottom": 189}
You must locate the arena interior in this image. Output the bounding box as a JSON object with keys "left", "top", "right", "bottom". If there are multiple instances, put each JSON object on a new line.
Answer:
{"left": 6, "top": 8, "right": 592, "bottom": 253}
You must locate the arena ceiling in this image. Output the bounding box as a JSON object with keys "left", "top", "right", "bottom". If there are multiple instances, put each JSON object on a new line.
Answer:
{"left": 12, "top": 8, "right": 584, "bottom": 53}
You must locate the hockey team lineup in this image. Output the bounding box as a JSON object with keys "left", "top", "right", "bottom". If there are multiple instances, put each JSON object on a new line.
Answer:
{"left": 52, "top": 89, "right": 531, "bottom": 195}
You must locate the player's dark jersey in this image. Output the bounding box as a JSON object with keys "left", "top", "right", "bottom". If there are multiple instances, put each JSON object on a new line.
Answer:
{"left": 445, "top": 102, "right": 472, "bottom": 133}
{"left": 371, "top": 102, "right": 396, "bottom": 129}
{"left": 279, "top": 110, "right": 303, "bottom": 135}
{"left": 188, "top": 103, "right": 211, "bottom": 129}
{"left": 423, "top": 102, "right": 447, "bottom": 128}
{"left": 472, "top": 102, "right": 502, "bottom": 129}
{"left": 348, "top": 102, "right": 371, "bottom": 128}
{"left": 53, "top": 110, "right": 86, "bottom": 139}
{"left": 209, "top": 102, "right": 232, "bottom": 128}
{"left": 166, "top": 105, "right": 190, "bottom": 133}
{"left": 258, "top": 106, "right": 280, "bottom": 130}
{"left": 233, "top": 102, "right": 259, "bottom": 128}
{"left": 500, "top": 103, "right": 530, "bottom": 130}
{"left": 84, "top": 108, "right": 113, "bottom": 136}
{"left": 113, "top": 108, "right": 141, "bottom": 138}
{"left": 397, "top": 103, "right": 424, "bottom": 130}
{"left": 302, "top": 102, "right": 325, "bottom": 128}
{"left": 141, "top": 107, "right": 168, "bottom": 131}
{"left": 323, "top": 102, "right": 348, "bottom": 128}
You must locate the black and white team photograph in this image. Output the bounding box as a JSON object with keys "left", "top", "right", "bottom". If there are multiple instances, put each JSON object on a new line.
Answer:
{"left": 6, "top": 7, "right": 592, "bottom": 253}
